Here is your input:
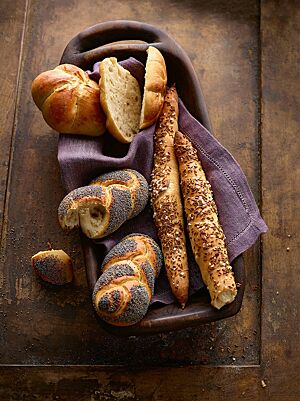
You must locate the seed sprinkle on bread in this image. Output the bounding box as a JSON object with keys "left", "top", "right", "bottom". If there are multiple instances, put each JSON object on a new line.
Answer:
{"left": 150, "top": 86, "right": 189, "bottom": 308}
{"left": 174, "top": 131, "right": 237, "bottom": 309}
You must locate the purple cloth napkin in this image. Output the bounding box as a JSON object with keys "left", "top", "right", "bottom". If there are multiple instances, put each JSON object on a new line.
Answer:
{"left": 58, "top": 58, "right": 267, "bottom": 304}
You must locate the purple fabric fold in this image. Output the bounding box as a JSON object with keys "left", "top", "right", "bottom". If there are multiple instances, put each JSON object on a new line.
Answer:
{"left": 58, "top": 58, "right": 267, "bottom": 305}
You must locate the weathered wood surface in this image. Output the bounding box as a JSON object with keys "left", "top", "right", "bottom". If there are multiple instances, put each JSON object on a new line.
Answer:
{"left": 260, "top": 0, "right": 300, "bottom": 398}
{"left": 0, "top": 0, "right": 27, "bottom": 238}
{"left": 0, "top": 0, "right": 299, "bottom": 399}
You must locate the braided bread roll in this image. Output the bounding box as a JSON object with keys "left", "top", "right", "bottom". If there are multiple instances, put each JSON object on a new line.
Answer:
{"left": 93, "top": 234, "right": 162, "bottom": 326}
{"left": 58, "top": 169, "right": 148, "bottom": 239}
{"left": 174, "top": 131, "right": 237, "bottom": 309}
{"left": 150, "top": 86, "right": 189, "bottom": 308}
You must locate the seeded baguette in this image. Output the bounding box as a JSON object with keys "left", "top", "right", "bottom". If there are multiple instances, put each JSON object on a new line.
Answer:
{"left": 93, "top": 234, "right": 162, "bottom": 326}
{"left": 174, "top": 131, "right": 237, "bottom": 309}
{"left": 58, "top": 169, "right": 148, "bottom": 239}
{"left": 150, "top": 86, "right": 189, "bottom": 308}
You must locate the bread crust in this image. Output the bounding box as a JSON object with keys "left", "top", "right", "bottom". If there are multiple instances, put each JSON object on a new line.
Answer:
{"left": 58, "top": 169, "right": 149, "bottom": 239}
{"left": 92, "top": 234, "right": 162, "bottom": 326}
{"left": 150, "top": 86, "right": 189, "bottom": 308}
{"left": 31, "top": 249, "right": 73, "bottom": 285}
{"left": 140, "top": 46, "right": 167, "bottom": 129}
{"left": 174, "top": 131, "right": 237, "bottom": 309}
{"left": 31, "top": 64, "right": 106, "bottom": 135}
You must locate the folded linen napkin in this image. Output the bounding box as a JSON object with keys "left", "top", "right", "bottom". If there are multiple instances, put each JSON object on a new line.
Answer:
{"left": 58, "top": 58, "right": 267, "bottom": 304}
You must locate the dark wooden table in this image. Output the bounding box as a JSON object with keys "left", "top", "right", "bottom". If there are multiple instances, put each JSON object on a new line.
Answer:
{"left": 0, "top": 1, "right": 299, "bottom": 400}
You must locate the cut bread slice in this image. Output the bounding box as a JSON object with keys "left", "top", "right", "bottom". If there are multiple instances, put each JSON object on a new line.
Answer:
{"left": 140, "top": 46, "right": 167, "bottom": 129}
{"left": 99, "top": 58, "right": 141, "bottom": 143}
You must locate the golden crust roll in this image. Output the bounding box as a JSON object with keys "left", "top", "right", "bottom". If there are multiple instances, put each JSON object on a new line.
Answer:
{"left": 32, "top": 64, "right": 106, "bottom": 136}
{"left": 140, "top": 46, "right": 167, "bottom": 129}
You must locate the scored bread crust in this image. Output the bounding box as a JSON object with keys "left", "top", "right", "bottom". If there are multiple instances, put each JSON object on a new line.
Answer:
{"left": 139, "top": 46, "right": 167, "bottom": 129}
{"left": 99, "top": 58, "right": 141, "bottom": 143}
{"left": 174, "top": 131, "right": 237, "bottom": 309}
{"left": 31, "top": 64, "right": 106, "bottom": 136}
{"left": 150, "top": 86, "right": 189, "bottom": 308}
{"left": 92, "top": 234, "right": 162, "bottom": 326}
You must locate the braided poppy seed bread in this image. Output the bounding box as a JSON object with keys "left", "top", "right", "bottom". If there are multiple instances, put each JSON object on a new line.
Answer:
{"left": 90, "top": 169, "right": 148, "bottom": 218}
{"left": 93, "top": 234, "right": 162, "bottom": 326}
{"left": 58, "top": 169, "right": 149, "bottom": 239}
{"left": 174, "top": 131, "right": 237, "bottom": 309}
{"left": 150, "top": 86, "right": 189, "bottom": 308}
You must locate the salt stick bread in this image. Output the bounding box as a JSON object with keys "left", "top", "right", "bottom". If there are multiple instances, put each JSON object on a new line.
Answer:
{"left": 99, "top": 58, "right": 141, "bottom": 143}
{"left": 58, "top": 169, "right": 148, "bottom": 239}
{"left": 93, "top": 234, "right": 162, "bottom": 326}
{"left": 150, "top": 86, "right": 189, "bottom": 308}
{"left": 174, "top": 131, "right": 237, "bottom": 309}
{"left": 139, "top": 46, "right": 167, "bottom": 129}
{"left": 31, "top": 64, "right": 106, "bottom": 136}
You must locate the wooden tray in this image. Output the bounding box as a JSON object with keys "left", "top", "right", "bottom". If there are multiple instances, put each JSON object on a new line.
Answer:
{"left": 60, "top": 20, "right": 245, "bottom": 336}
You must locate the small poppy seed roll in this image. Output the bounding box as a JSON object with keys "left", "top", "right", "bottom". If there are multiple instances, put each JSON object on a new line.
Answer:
{"left": 31, "top": 249, "right": 73, "bottom": 285}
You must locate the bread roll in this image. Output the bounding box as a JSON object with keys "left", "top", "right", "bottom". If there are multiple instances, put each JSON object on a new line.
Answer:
{"left": 150, "top": 86, "right": 189, "bottom": 308}
{"left": 174, "top": 131, "right": 237, "bottom": 309}
{"left": 93, "top": 234, "right": 162, "bottom": 326}
{"left": 31, "top": 64, "right": 106, "bottom": 135}
{"left": 31, "top": 249, "right": 73, "bottom": 285}
{"left": 58, "top": 169, "right": 148, "bottom": 239}
{"left": 99, "top": 58, "right": 141, "bottom": 143}
{"left": 139, "top": 46, "right": 167, "bottom": 129}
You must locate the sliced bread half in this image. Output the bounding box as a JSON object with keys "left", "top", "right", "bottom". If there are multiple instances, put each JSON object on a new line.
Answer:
{"left": 99, "top": 58, "right": 141, "bottom": 143}
{"left": 139, "top": 46, "right": 167, "bottom": 129}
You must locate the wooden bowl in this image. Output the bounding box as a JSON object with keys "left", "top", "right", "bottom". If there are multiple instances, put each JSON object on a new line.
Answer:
{"left": 61, "top": 20, "right": 245, "bottom": 336}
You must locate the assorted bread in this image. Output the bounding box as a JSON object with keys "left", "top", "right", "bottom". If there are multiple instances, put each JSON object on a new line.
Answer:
{"left": 32, "top": 45, "right": 239, "bottom": 326}
{"left": 150, "top": 86, "right": 189, "bottom": 308}
{"left": 174, "top": 132, "right": 237, "bottom": 309}
{"left": 32, "top": 46, "right": 167, "bottom": 141}
{"left": 31, "top": 64, "right": 106, "bottom": 136}
{"left": 92, "top": 234, "right": 162, "bottom": 326}
{"left": 58, "top": 169, "right": 148, "bottom": 239}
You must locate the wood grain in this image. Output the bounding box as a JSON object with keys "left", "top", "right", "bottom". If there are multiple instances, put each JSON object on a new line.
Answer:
{"left": 0, "top": 0, "right": 27, "bottom": 239}
{"left": 0, "top": 0, "right": 261, "bottom": 366}
{"left": 260, "top": 0, "right": 300, "bottom": 398}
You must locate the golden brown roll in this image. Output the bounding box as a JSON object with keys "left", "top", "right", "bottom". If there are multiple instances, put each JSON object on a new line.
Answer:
{"left": 31, "top": 64, "right": 106, "bottom": 136}
{"left": 58, "top": 169, "right": 149, "bottom": 239}
{"left": 174, "top": 131, "right": 237, "bottom": 309}
{"left": 139, "top": 46, "right": 167, "bottom": 129}
{"left": 92, "top": 234, "right": 162, "bottom": 326}
{"left": 31, "top": 249, "right": 73, "bottom": 285}
{"left": 150, "top": 86, "right": 189, "bottom": 308}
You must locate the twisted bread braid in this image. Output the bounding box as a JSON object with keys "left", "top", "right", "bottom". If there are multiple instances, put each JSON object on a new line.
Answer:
{"left": 93, "top": 234, "right": 162, "bottom": 326}
{"left": 174, "top": 131, "right": 237, "bottom": 309}
{"left": 58, "top": 169, "right": 148, "bottom": 239}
